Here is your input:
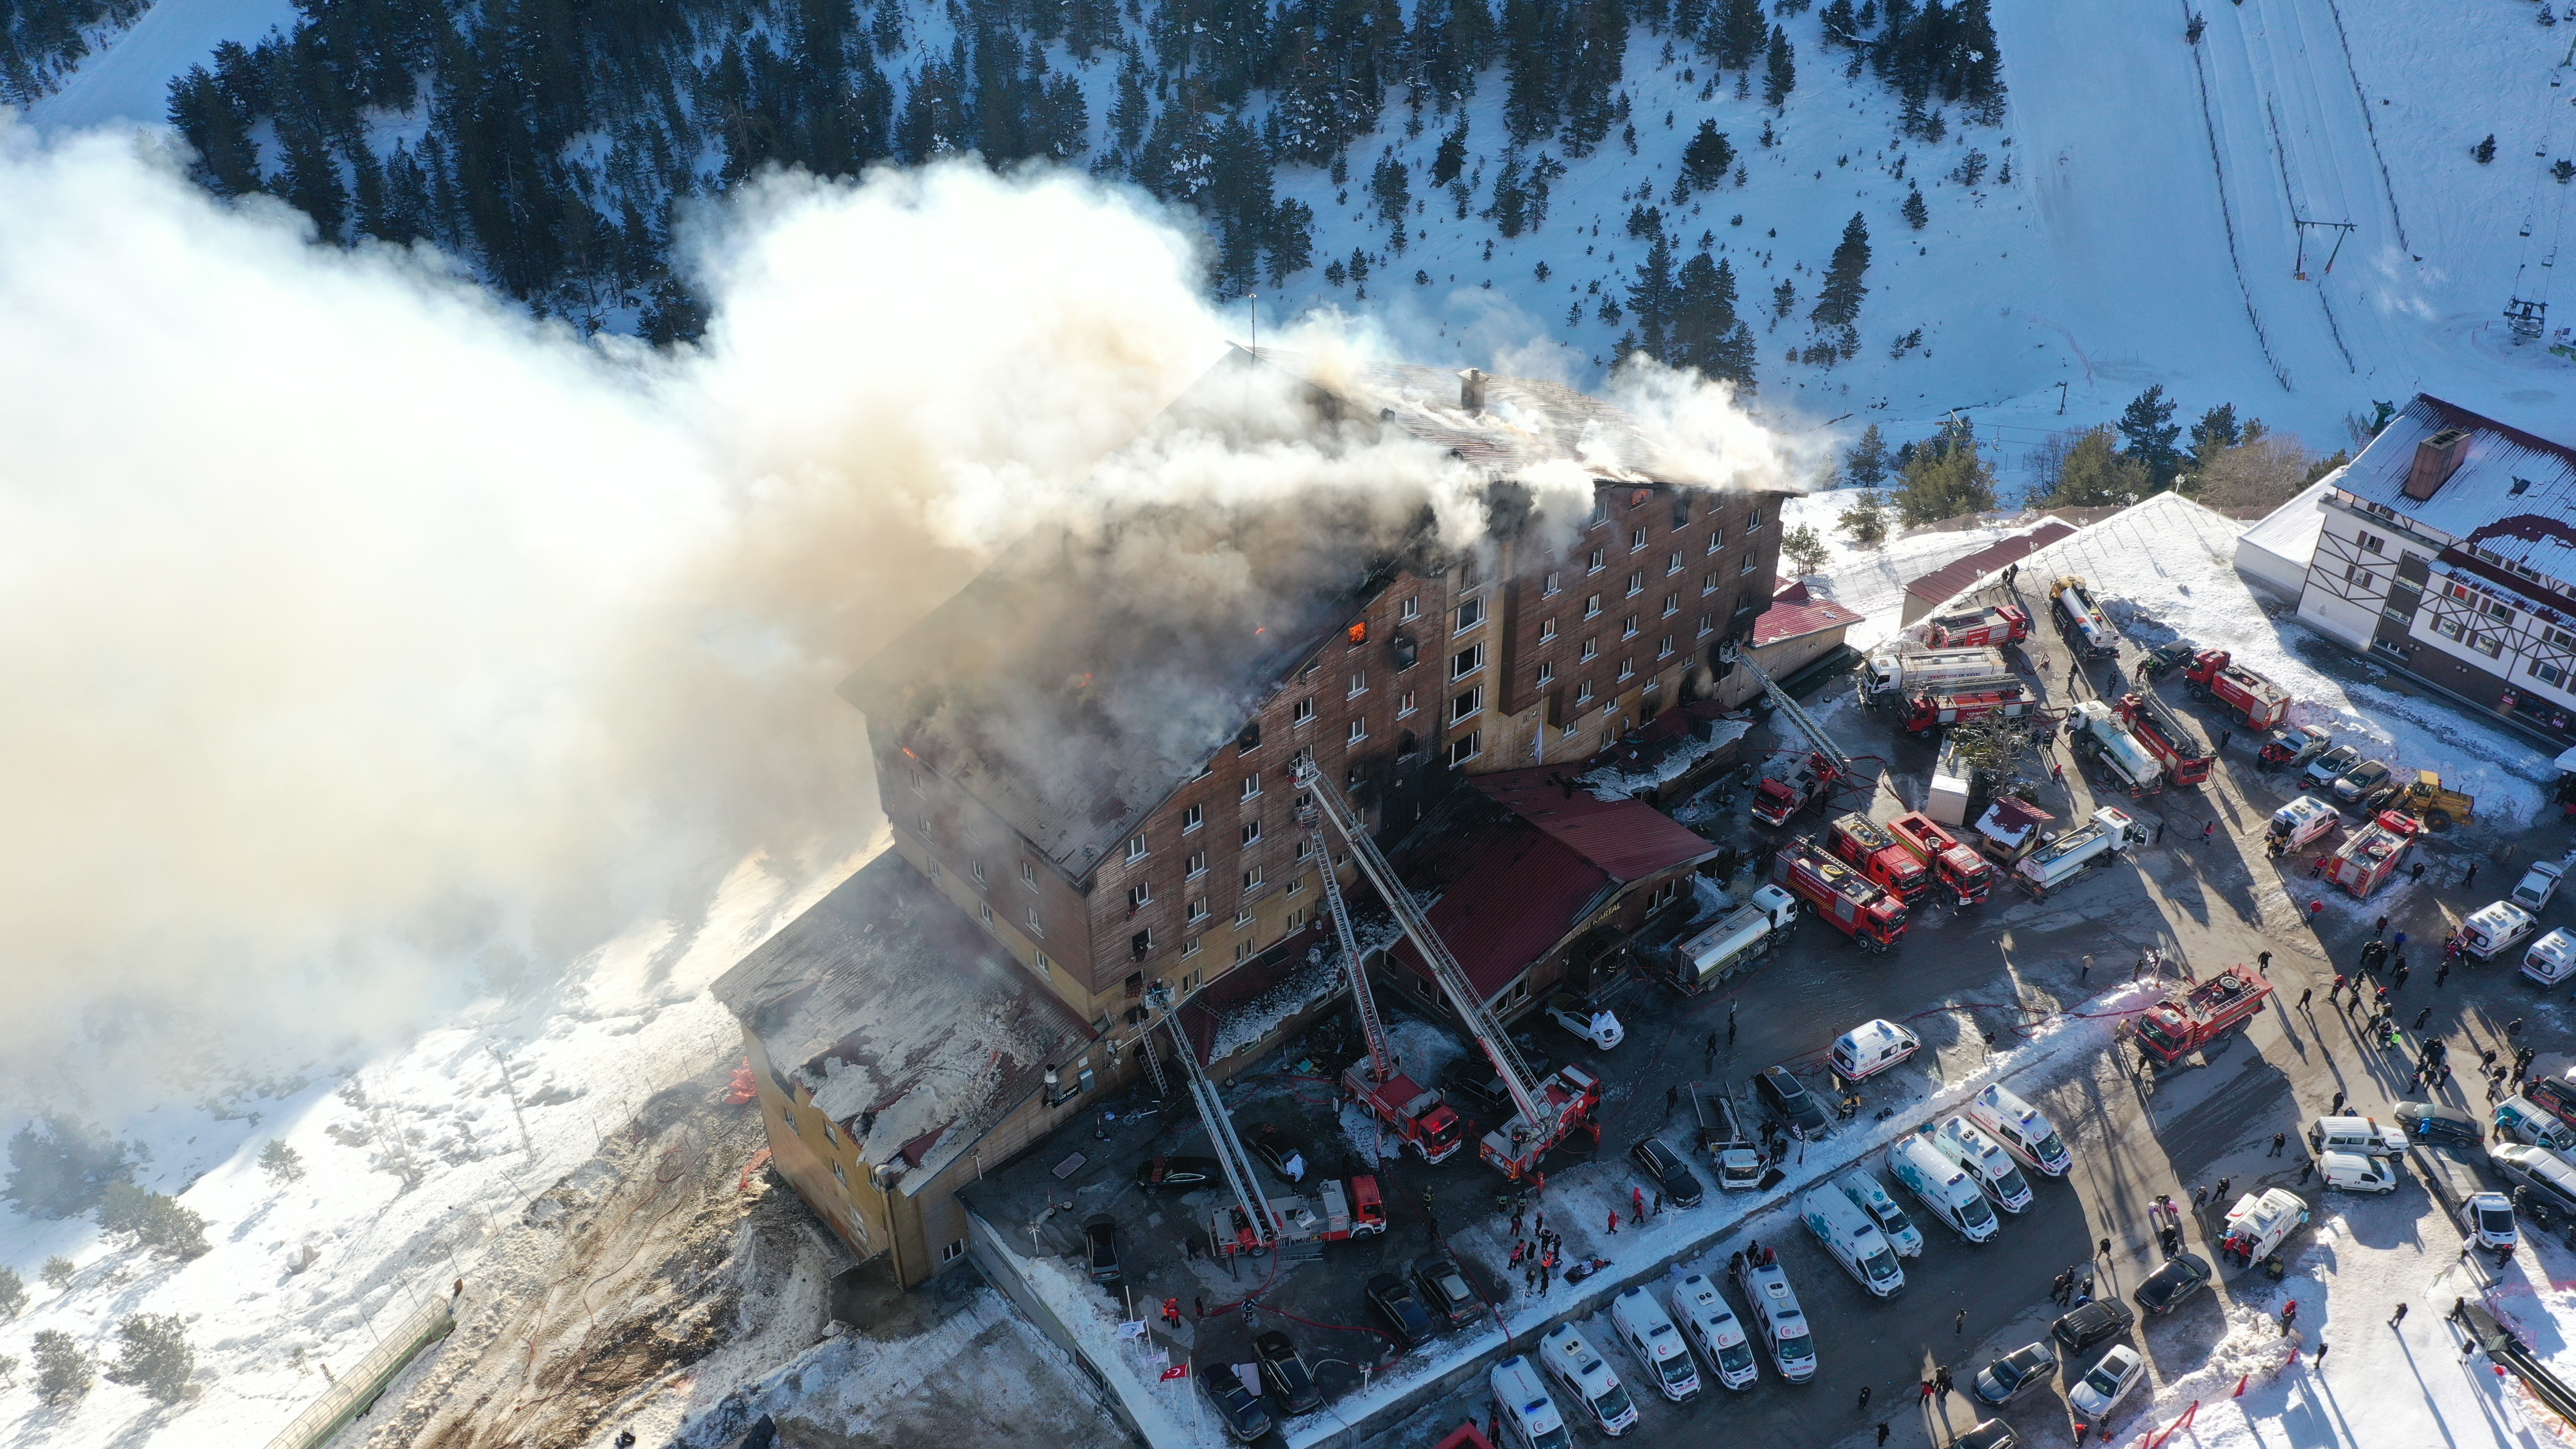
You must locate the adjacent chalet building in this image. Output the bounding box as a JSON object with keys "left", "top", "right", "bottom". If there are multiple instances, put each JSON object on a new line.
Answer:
{"left": 1717, "top": 580, "right": 1865, "bottom": 707}
{"left": 715, "top": 346, "right": 1785, "bottom": 1285}
{"left": 2294, "top": 395, "right": 2576, "bottom": 743}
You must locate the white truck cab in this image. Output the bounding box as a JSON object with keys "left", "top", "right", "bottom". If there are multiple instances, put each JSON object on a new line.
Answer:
{"left": 2318, "top": 1150, "right": 2399, "bottom": 1194}
{"left": 2526, "top": 928, "right": 2576, "bottom": 987}
{"left": 1835, "top": 1169, "right": 1924, "bottom": 1256}
{"left": 1888, "top": 1135, "right": 1999, "bottom": 1242}
{"left": 1610, "top": 1286, "right": 1701, "bottom": 1402}
{"left": 1670, "top": 1274, "right": 1759, "bottom": 1391}
{"left": 1830, "top": 1019, "right": 1922, "bottom": 1081}
{"left": 2494, "top": 1095, "right": 2576, "bottom": 1153}
{"left": 1964, "top": 1084, "right": 2073, "bottom": 1177}
{"left": 1933, "top": 1117, "right": 2036, "bottom": 1212}
{"left": 1489, "top": 1355, "right": 1572, "bottom": 1449}
{"left": 1799, "top": 1185, "right": 1906, "bottom": 1298}
{"left": 2462, "top": 901, "right": 2541, "bottom": 962}
{"left": 1538, "top": 1323, "right": 1639, "bottom": 1436}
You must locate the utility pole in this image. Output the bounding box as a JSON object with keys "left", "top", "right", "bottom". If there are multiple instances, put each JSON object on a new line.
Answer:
{"left": 2057, "top": 381, "right": 2068, "bottom": 415}
{"left": 491, "top": 1046, "right": 536, "bottom": 1158}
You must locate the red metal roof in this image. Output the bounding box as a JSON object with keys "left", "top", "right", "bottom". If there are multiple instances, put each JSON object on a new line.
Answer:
{"left": 1472, "top": 766, "right": 1725, "bottom": 881}
{"left": 1750, "top": 594, "right": 1865, "bottom": 648}
{"left": 1902, "top": 521, "right": 2079, "bottom": 604}
{"left": 1388, "top": 823, "right": 1617, "bottom": 999}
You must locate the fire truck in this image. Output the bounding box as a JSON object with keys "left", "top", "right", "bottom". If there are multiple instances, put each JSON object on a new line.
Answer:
{"left": 1923, "top": 604, "right": 2032, "bottom": 650}
{"left": 2182, "top": 649, "right": 2292, "bottom": 731}
{"left": 1751, "top": 750, "right": 1837, "bottom": 827}
{"left": 1887, "top": 811, "right": 1995, "bottom": 904}
{"left": 2325, "top": 810, "right": 2421, "bottom": 899}
{"left": 1210, "top": 1175, "right": 1388, "bottom": 1258}
{"left": 2114, "top": 688, "right": 2215, "bottom": 787}
{"left": 1899, "top": 678, "right": 2037, "bottom": 736}
{"left": 2051, "top": 576, "right": 2121, "bottom": 660}
{"left": 1863, "top": 645, "right": 2012, "bottom": 700}
{"left": 1772, "top": 838, "right": 1910, "bottom": 952}
{"left": 1827, "top": 811, "right": 1931, "bottom": 902}
{"left": 2131, "top": 963, "right": 2274, "bottom": 1066}
{"left": 2070, "top": 699, "right": 2163, "bottom": 797}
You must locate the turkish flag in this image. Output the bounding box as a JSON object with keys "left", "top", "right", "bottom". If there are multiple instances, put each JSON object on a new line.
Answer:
{"left": 1161, "top": 1364, "right": 1189, "bottom": 1381}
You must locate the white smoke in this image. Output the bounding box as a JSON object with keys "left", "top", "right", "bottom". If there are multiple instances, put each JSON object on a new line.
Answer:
{"left": 0, "top": 117, "right": 1809, "bottom": 1104}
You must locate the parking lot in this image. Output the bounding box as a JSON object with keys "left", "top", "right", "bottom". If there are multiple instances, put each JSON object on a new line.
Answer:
{"left": 971, "top": 575, "right": 2568, "bottom": 1449}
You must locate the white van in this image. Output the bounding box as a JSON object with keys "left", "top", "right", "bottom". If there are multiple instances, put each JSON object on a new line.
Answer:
{"left": 1610, "top": 1286, "right": 1700, "bottom": 1402}
{"left": 1964, "top": 1084, "right": 2074, "bottom": 1177}
{"left": 1888, "top": 1135, "right": 1999, "bottom": 1242}
{"left": 1800, "top": 1185, "right": 1906, "bottom": 1298}
{"left": 2307, "top": 1115, "right": 2407, "bottom": 1157}
{"left": 2495, "top": 1096, "right": 2576, "bottom": 1154}
{"left": 1835, "top": 1169, "right": 1924, "bottom": 1256}
{"left": 1538, "top": 1323, "right": 1639, "bottom": 1437}
{"left": 1830, "top": 1019, "right": 1921, "bottom": 1081}
{"left": 2526, "top": 928, "right": 2576, "bottom": 987}
{"left": 2463, "top": 901, "right": 2541, "bottom": 962}
{"left": 2318, "top": 1150, "right": 2399, "bottom": 1194}
{"left": 1489, "top": 1355, "right": 1572, "bottom": 1449}
{"left": 1733, "top": 1252, "right": 1818, "bottom": 1381}
{"left": 1669, "top": 1274, "right": 1759, "bottom": 1391}
{"left": 1933, "top": 1117, "right": 2036, "bottom": 1212}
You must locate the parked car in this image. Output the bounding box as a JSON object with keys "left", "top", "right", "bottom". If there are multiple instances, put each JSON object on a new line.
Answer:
{"left": 2394, "top": 1100, "right": 2481, "bottom": 1148}
{"left": 1366, "top": 1272, "right": 1438, "bottom": 1349}
{"left": 1083, "top": 1213, "right": 1121, "bottom": 1285}
{"left": 2068, "top": 1345, "right": 2147, "bottom": 1418}
{"left": 1546, "top": 992, "right": 1625, "bottom": 1049}
{"left": 1631, "top": 1138, "right": 1707, "bottom": 1209}
{"left": 1440, "top": 1058, "right": 1511, "bottom": 1119}
{"left": 1254, "top": 1329, "right": 1322, "bottom": 1416}
{"left": 2465, "top": 1191, "right": 2519, "bottom": 1253}
{"left": 1972, "top": 1342, "right": 2059, "bottom": 1407}
{"left": 2512, "top": 855, "right": 2572, "bottom": 913}
{"left": 2260, "top": 724, "right": 2334, "bottom": 767}
{"left": 1414, "top": 1254, "right": 1481, "bottom": 1329}
{"left": 1755, "top": 1065, "right": 1832, "bottom": 1140}
{"left": 1135, "top": 1156, "right": 1226, "bottom": 1193}
{"left": 2132, "top": 1253, "right": 2211, "bottom": 1315}
{"left": 2051, "top": 1299, "right": 2135, "bottom": 1354}
{"left": 2300, "top": 744, "right": 2364, "bottom": 792}
{"left": 1251, "top": 1125, "right": 1315, "bottom": 1185}
{"left": 1952, "top": 1423, "right": 2021, "bottom": 1449}
{"left": 2331, "top": 759, "right": 2393, "bottom": 806}
{"left": 1203, "top": 1368, "right": 1275, "bottom": 1442}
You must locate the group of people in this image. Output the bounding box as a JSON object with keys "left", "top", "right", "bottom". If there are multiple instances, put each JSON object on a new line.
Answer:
{"left": 1508, "top": 1211, "right": 1564, "bottom": 1296}
{"left": 2048, "top": 1264, "right": 2096, "bottom": 1305}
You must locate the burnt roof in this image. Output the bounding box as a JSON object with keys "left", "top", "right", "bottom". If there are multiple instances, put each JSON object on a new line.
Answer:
{"left": 1471, "top": 766, "right": 1724, "bottom": 882}
{"left": 1387, "top": 821, "right": 1618, "bottom": 999}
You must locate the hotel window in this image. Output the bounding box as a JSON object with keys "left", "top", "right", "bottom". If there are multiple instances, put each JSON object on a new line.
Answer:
{"left": 1347, "top": 717, "right": 1368, "bottom": 744}
{"left": 1234, "top": 941, "right": 1256, "bottom": 963}
{"left": 1626, "top": 570, "right": 1645, "bottom": 597}
{"left": 941, "top": 1239, "right": 966, "bottom": 1264}
{"left": 1398, "top": 690, "right": 1418, "bottom": 716}
{"left": 1448, "top": 731, "right": 1482, "bottom": 766}
{"left": 1618, "top": 658, "right": 1636, "bottom": 681}
{"left": 1234, "top": 905, "right": 1256, "bottom": 927}
{"left": 1126, "top": 833, "right": 1148, "bottom": 862}
{"left": 1452, "top": 643, "right": 1486, "bottom": 679}
{"left": 1182, "top": 803, "right": 1203, "bottom": 832}
{"left": 1240, "top": 818, "right": 1262, "bottom": 845}
{"left": 1703, "top": 573, "right": 1719, "bottom": 595}
{"left": 1286, "top": 907, "right": 1305, "bottom": 931}
{"left": 1590, "top": 497, "right": 1610, "bottom": 527}
{"left": 1581, "top": 638, "right": 1599, "bottom": 661}
{"left": 1240, "top": 774, "right": 1263, "bottom": 801}
{"left": 1455, "top": 597, "right": 1486, "bottom": 632}
{"left": 1242, "top": 866, "right": 1264, "bottom": 893}
{"left": 2474, "top": 634, "right": 2504, "bottom": 658}
{"left": 2358, "top": 530, "right": 2386, "bottom": 555}
{"left": 1292, "top": 698, "right": 1315, "bottom": 725}
{"left": 1539, "top": 617, "right": 1558, "bottom": 642}
{"left": 1747, "top": 506, "right": 1766, "bottom": 531}
{"left": 1452, "top": 686, "right": 1483, "bottom": 722}
{"left": 1537, "top": 661, "right": 1556, "bottom": 685}
{"left": 1658, "top": 635, "right": 1676, "bottom": 658}
{"left": 1348, "top": 670, "right": 1368, "bottom": 696}
{"left": 1186, "top": 849, "right": 1207, "bottom": 877}
{"left": 1739, "top": 553, "right": 1758, "bottom": 576}
{"left": 1400, "top": 596, "right": 1419, "bottom": 621}
{"left": 1630, "top": 527, "right": 1649, "bottom": 550}
{"left": 1288, "top": 874, "right": 1307, "bottom": 896}
{"left": 971, "top": 860, "right": 986, "bottom": 885}
{"left": 1623, "top": 614, "right": 1640, "bottom": 639}
{"left": 1025, "top": 907, "right": 1044, "bottom": 937}
{"left": 1666, "top": 551, "right": 1684, "bottom": 576}
{"left": 1128, "top": 882, "right": 1151, "bottom": 909}
{"left": 980, "top": 902, "right": 994, "bottom": 926}
{"left": 910, "top": 769, "right": 924, "bottom": 794}
{"left": 1020, "top": 861, "right": 1036, "bottom": 886}
{"left": 2345, "top": 564, "right": 2369, "bottom": 586}
{"left": 1707, "top": 526, "right": 1724, "bottom": 552}
{"left": 1663, "top": 594, "right": 1679, "bottom": 617}
{"left": 2535, "top": 661, "right": 2567, "bottom": 687}
{"left": 1542, "top": 571, "right": 1562, "bottom": 596}
{"left": 1698, "top": 613, "right": 1714, "bottom": 636}
{"left": 1182, "top": 935, "right": 1203, "bottom": 957}
{"left": 1296, "top": 836, "right": 1313, "bottom": 861}
{"left": 1585, "top": 594, "right": 1603, "bottom": 619}
{"left": 1188, "top": 896, "right": 1210, "bottom": 922}
{"left": 1577, "top": 679, "right": 1595, "bottom": 704}
{"left": 1588, "top": 549, "right": 1606, "bottom": 573}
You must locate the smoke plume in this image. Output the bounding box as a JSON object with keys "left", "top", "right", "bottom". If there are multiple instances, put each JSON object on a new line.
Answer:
{"left": 0, "top": 119, "right": 1806, "bottom": 1104}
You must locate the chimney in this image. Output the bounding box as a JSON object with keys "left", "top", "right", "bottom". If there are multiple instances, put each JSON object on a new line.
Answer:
{"left": 2403, "top": 427, "right": 2469, "bottom": 502}
{"left": 1458, "top": 367, "right": 1488, "bottom": 414}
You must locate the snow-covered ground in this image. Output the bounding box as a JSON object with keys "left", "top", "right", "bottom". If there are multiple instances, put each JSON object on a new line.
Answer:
{"left": 23, "top": 0, "right": 299, "bottom": 132}
{"left": 1779, "top": 493, "right": 2049, "bottom": 652}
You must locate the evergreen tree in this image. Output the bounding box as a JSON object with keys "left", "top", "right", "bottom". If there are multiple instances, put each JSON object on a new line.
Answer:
{"left": 104, "top": 1313, "right": 195, "bottom": 1404}
{"left": 1781, "top": 522, "right": 1830, "bottom": 573}
{"left": 2473, "top": 133, "right": 2497, "bottom": 164}
{"left": 2188, "top": 402, "right": 2244, "bottom": 469}
{"left": 2116, "top": 384, "right": 2185, "bottom": 488}
{"left": 1901, "top": 185, "right": 1927, "bottom": 229}
{"left": 1763, "top": 26, "right": 1795, "bottom": 108}
{"left": 1559, "top": 0, "right": 1627, "bottom": 156}
{"left": 258, "top": 1140, "right": 305, "bottom": 1183}
{"left": 1627, "top": 232, "right": 1678, "bottom": 357}
{"left": 1820, "top": 0, "right": 1858, "bottom": 43}
{"left": 276, "top": 121, "right": 347, "bottom": 240}
{"left": 41, "top": 1256, "right": 73, "bottom": 1289}
{"left": 1896, "top": 419, "right": 1996, "bottom": 523}
{"left": 1369, "top": 153, "right": 1413, "bottom": 254}
{"left": 2042, "top": 426, "right": 2149, "bottom": 507}
{"left": 1836, "top": 488, "right": 1889, "bottom": 547}
{"left": 1843, "top": 422, "right": 1891, "bottom": 487}
{"left": 1715, "top": 0, "right": 1767, "bottom": 69}
{"left": 1670, "top": 252, "right": 1755, "bottom": 389}
{"left": 1809, "top": 212, "right": 1872, "bottom": 334}
{"left": 1432, "top": 123, "right": 1470, "bottom": 185}
{"left": 6, "top": 1117, "right": 130, "bottom": 1219}
{"left": 32, "top": 1330, "right": 88, "bottom": 1404}
{"left": 1680, "top": 120, "right": 1735, "bottom": 191}
{"left": 0, "top": 1264, "right": 23, "bottom": 1319}
{"left": 1266, "top": 198, "right": 1315, "bottom": 287}
{"left": 95, "top": 1183, "right": 210, "bottom": 1260}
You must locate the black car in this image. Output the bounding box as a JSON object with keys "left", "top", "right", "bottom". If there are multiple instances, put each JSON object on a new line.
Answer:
{"left": 1413, "top": 1254, "right": 1481, "bottom": 1329}
{"left": 2050, "top": 1298, "right": 2135, "bottom": 1353}
{"left": 1082, "top": 1213, "right": 1121, "bottom": 1285}
{"left": 1972, "top": 1342, "right": 2058, "bottom": 1407}
{"left": 1755, "top": 1065, "right": 1832, "bottom": 1140}
{"left": 1439, "top": 1059, "right": 1511, "bottom": 1119}
{"left": 1952, "top": 1421, "right": 2021, "bottom": 1449}
{"left": 2396, "top": 1101, "right": 2481, "bottom": 1148}
{"left": 1136, "top": 1156, "right": 1227, "bottom": 1193}
{"left": 1630, "top": 1138, "right": 1706, "bottom": 1209}
{"left": 1366, "top": 1272, "right": 1438, "bottom": 1349}
{"left": 1203, "top": 1368, "right": 1275, "bottom": 1443}
{"left": 2133, "top": 1253, "right": 2213, "bottom": 1315}
{"left": 1254, "top": 1329, "right": 1322, "bottom": 1416}
{"left": 1252, "top": 1125, "right": 1315, "bottom": 1185}
{"left": 2139, "top": 641, "right": 2199, "bottom": 679}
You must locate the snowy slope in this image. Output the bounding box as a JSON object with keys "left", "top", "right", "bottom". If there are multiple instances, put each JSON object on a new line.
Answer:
{"left": 24, "top": 0, "right": 299, "bottom": 132}
{"left": 1780, "top": 491, "right": 2038, "bottom": 651}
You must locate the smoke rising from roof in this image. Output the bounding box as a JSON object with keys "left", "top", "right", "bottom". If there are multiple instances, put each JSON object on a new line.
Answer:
{"left": 0, "top": 120, "right": 1806, "bottom": 1105}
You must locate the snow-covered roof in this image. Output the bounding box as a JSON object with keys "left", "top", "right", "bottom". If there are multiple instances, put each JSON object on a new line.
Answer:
{"left": 2234, "top": 475, "right": 2335, "bottom": 598}
{"left": 2336, "top": 395, "right": 2576, "bottom": 591}
{"left": 711, "top": 853, "right": 1095, "bottom": 1184}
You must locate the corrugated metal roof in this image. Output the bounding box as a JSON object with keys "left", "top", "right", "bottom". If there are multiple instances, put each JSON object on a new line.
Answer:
{"left": 1751, "top": 595, "right": 1865, "bottom": 648}
{"left": 1471, "top": 765, "right": 1724, "bottom": 881}
{"left": 1903, "top": 520, "right": 2079, "bottom": 603}
{"left": 2334, "top": 395, "right": 2576, "bottom": 589}
{"left": 1387, "top": 822, "right": 1616, "bottom": 999}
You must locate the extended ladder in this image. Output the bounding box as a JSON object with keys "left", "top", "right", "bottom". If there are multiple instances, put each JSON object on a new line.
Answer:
{"left": 1722, "top": 639, "right": 1854, "bottom": 778}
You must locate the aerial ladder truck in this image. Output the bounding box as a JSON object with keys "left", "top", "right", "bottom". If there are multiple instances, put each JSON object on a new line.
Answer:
{"left": 1302, "top": 794, "right": 1467, "bottom": 1164}
{"left": 1723, "top": 640, "right": 1868, "bottom": 827}
{"left": 1294, "top": 759, "right": 1603, "bottom": 1182}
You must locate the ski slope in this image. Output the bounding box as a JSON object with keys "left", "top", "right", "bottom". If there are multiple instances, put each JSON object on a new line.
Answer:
{"left": 21, "top": 0, "right": 298, "bottom": 133}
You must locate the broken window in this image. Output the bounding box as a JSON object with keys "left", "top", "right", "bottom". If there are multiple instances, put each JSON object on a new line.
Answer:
{"left": 1448, "top": 731, "right": 1482, "bottom": 767}
{"left": 1131, "top": 929, "right": 1152, "bottom": 958}
{"left": 1452, "top": 686, "right": 1483, "bottom": 722}
{"left": 1237, "top": 721, "right": 1261, "bottom": 752}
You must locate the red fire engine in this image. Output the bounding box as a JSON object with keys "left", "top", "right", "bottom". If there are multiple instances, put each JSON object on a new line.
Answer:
{"left": 2114, "top": 689, "right": 2215, "bottom": 787}
{"left": 1827, "top": 812, "right": 1930, "bottom": 902}
{"left": 1923, "top": 604, "right": 2032, "bottom": 650}
{"left": 1900, "top": 679, "right": 2036, "bottom": 736}
{"left": 1772, "top": 838, "right": 1910, "bottom": 952}
{"left": 2182, "top": 650, "right": 2292, "bottom": 731}
{"left": 1887, "top": 811, "right": 1995, "bottom": 905}
{"left": 1751, "top": 750, "right": 1840, "bottom": 827}
{"left": 2326, "top": 810, "right": 2421, "bottom": 899}
{"left": 2131, "top": 964, "right": 2274, "bottom": 1065}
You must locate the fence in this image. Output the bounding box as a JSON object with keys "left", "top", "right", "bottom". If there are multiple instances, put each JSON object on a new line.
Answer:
{"left": 262, "top": 1291, "right": 457, "bottom": 1449}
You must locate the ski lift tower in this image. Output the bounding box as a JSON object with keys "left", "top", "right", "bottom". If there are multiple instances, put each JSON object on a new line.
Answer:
{"left": 2507, "top": 298, "right": 2549, "bottom": 342}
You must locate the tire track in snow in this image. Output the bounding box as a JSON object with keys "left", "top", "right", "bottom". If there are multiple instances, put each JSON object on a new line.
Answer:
{"left": 2175, "top": 0, "right": 2294, "bottom": 392}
